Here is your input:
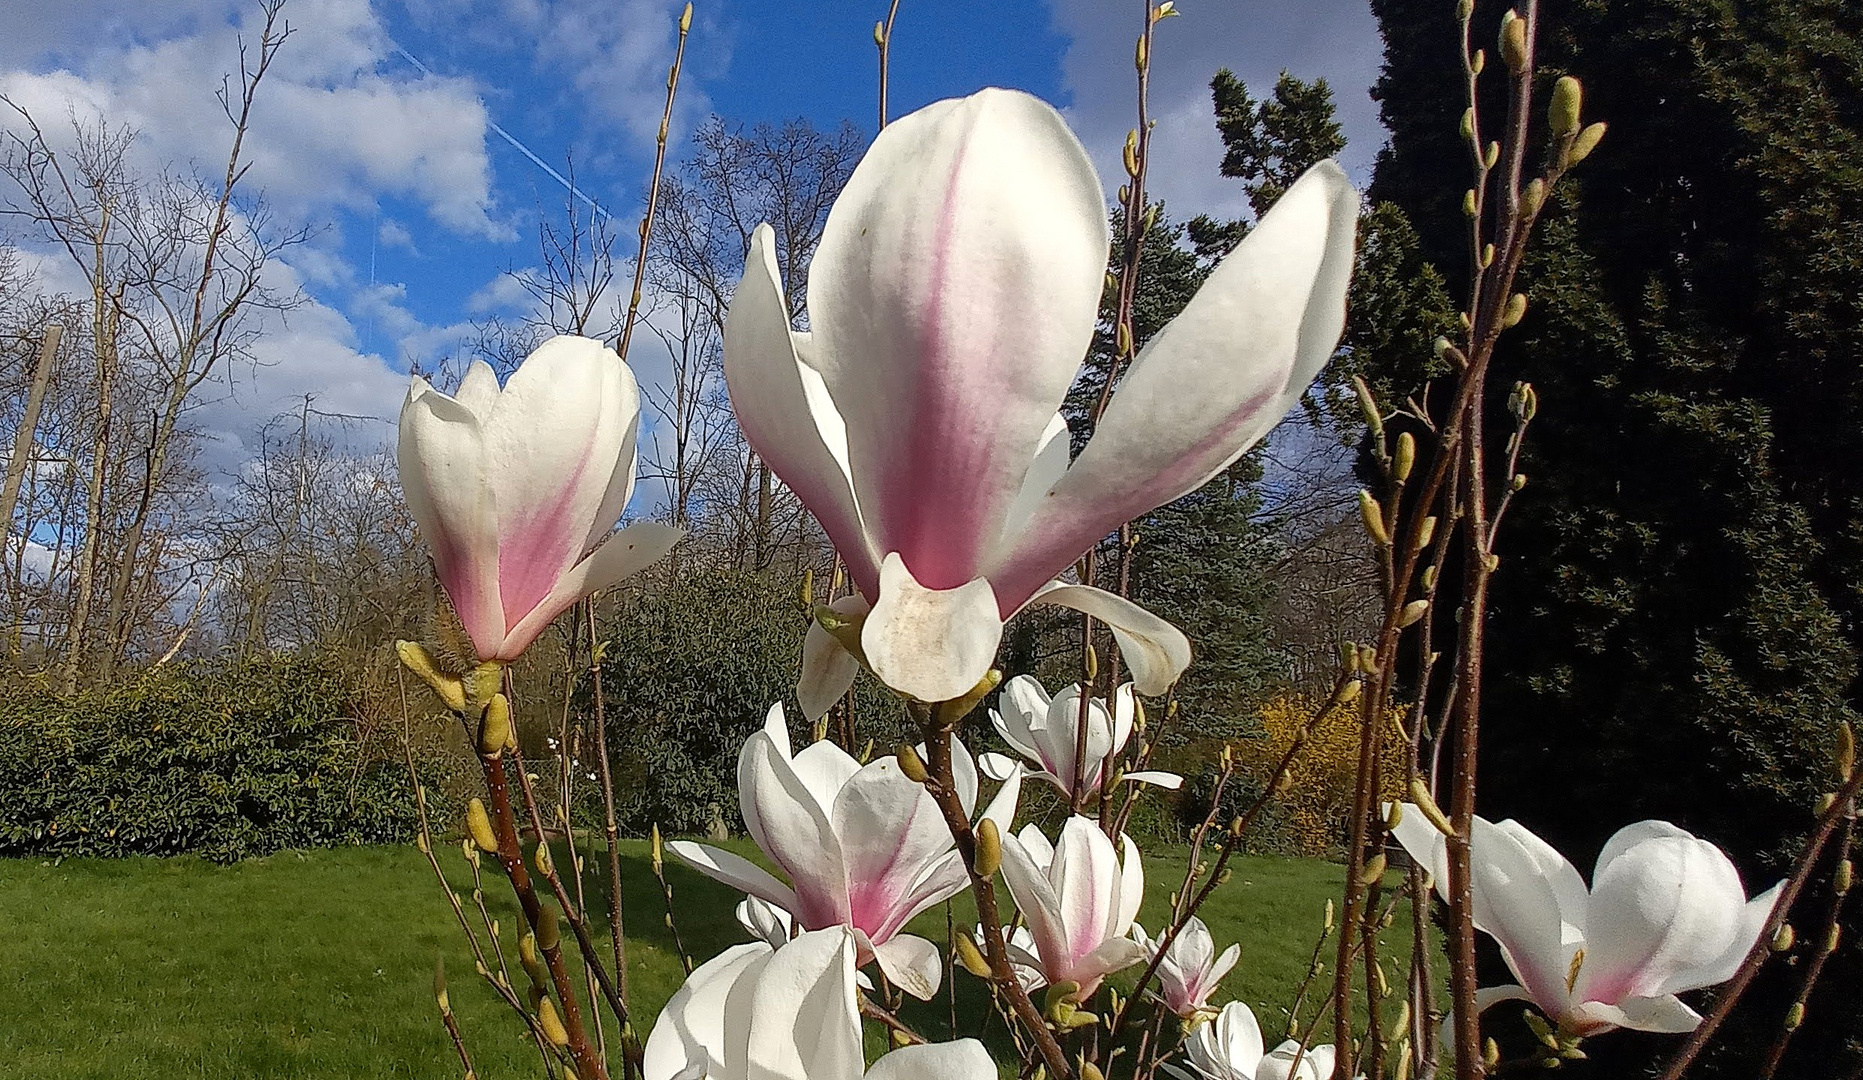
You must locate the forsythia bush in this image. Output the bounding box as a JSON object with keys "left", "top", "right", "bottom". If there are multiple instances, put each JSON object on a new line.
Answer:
{"left": 1184, "top": 694, "right": 1409, "bottom": 857}
{"left": 0, "top": 659, "right": 420, "bottom": 861}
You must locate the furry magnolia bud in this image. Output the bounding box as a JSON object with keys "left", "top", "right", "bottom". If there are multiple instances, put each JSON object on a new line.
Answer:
{"left": 397, "top": 640, "right": 466, "bottom": 711}
{"left": 1568, "top": 122, "right": 1607, "bottom": 165}
{"left": 1399, "top": 600, "right": 1431, "bottom": 627}
{"left": 539, "top": 997, "right": 570, "bottom": 1046}
{"left": 1394, "top": 432, "right": 1416, "bottom": 483}
{"left": 1360, "top": 490, "right": 1392, "bottom": 547}
{"left": 1503, "top": 293, "right": 1529, "bottom": 328}
{"left": 479, "top": 693, "right": 512, "bottom": 757}
{"left": 955, "top": 933, "right": 992, "bottom": 977}
{"left": 895, "top": 743, "right": 928, "bottom": 784}
{"left": 1521, "top": 178, "right": 1547, "bottom": 219}
{"left": 1499, "top": 11, "right": 1527, "bottom": 72}
{"left": 1358, "top": 853, "right": 1389, "bottom": 886}
{"left": 1411, "top": 780, "right": 1457, "bottom": 837}
{"left": 467, "top": 798, "right": 499, "bottom": 854}
{"left": 1548, "top": 76, "right": 1583, "bottom": 137}
{"left": 973, "top": 818, "right": 1003, "bottom": 879}
{"left": 537, "top": 903, "right": 562, "bottom": 951}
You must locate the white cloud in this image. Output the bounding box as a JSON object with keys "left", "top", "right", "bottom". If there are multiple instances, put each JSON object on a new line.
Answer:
{"left": 1049, "top": 0, "right": 1385, "bottom": 223}
{"left": 377, "top": 216, "right": 417, "bottom": 252}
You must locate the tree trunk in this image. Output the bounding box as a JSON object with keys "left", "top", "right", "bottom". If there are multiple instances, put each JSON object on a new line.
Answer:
{"left": 0, "top": 324, "right": 62, "bottom": 546}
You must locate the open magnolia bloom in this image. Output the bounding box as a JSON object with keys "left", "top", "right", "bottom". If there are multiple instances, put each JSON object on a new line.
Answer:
{"left": 726, "top": 87, "right": 1359, "bottom": 707}
{"left": 980, "top": 675, "right": 1182, "bottom": 800}
{"left": 642, "top": 925, "right": 996, "bottom": 1080}
{"left": 672, "top": 705, "right": 1020, "bottom": 999}
{"left": 1133, "top": 916, "right": 1238, "bottom": 1019}
{"left": 997, "top": 816, "right": 1146, "bottom": 999}
{"left": 1387, "top": 806, "right": 1784, "bottom": 1036}
{"left": 397, "top": 335, "right": 683, "bottom": 661}
{"left": 1175, "top": 1001, "right": 1341, "bottom": 1080}
{"left": 973, "top": 923, "right": 1047, "bottom": 992}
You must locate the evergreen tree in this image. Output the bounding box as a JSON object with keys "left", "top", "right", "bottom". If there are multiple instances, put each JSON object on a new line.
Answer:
{"left": 1363, "top": 1, "right": 1863, "bottom": 1073}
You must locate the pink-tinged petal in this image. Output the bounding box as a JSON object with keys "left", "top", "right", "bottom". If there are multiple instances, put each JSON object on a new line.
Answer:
{"left": 1025, "top": 582, "right": 1192, "bottom": 696}
{"left": 799, "top": 594, "right": 868, "bottom": 722}
{"left": 724, "top": 224, "right": 879, "bottom": 594}
{"left": 1050, "top": 817, "right": 1118, "bottom": 964}
{"left": 641, "top": 942, "right": 771, "bottom": 1080}
{"left": 669, "top": 840, "right": 800, "bottom": 915}
{"left": 997, "top": 412, "right": 1072, "bottom": 550}
{"left": 997, "top": 827, "right": 1068, "bottom": 979}
{"left": 583, "top": 357, "right": 643, "bottom": 552}
{"left": 1466, "top": 816, "right": 1577, "bottom": 1014}
{"left": 738, "top": 711, "right": 850, "bottom": 928}
{"left": 1579, "top": 823, "right": 1750, "bottom": 1003}
{"left": 1472, "top": 984, "right": 1535, "bottom": 1017}
{"left": 1209, "top": 942, "right": 1241, "bottom": 987}
{"left": 1493, "top": 818, "right": 1590, "bottom": 938}
{"left": 864, "top": 1039, "right": 999, "bottom": 1080}
{"left": 862, "top": 553, "right": 1002, "bottom": 703}
{"left": 868, "top": 932, "right": 944, "bottom": 1001}
{"left": 483, "top": 335, "right": 633, "bottom": 630}
{"left": 807, "top": 89, "right": 1107, "bottom": 590}
{"left": 1601, "top": 994, "right": 1702, "bottom": 1034}
{"left": 830, "top": 753, "right": 955, "bottom": 938}
{"left": 872, "top": 852, "right": 970, "bottom": 943}
{"left": 496, "top": 520, "right": 682, "bottom": 658}
{"left": 1676, "top": 880, "right": 1781, "bottom": 992}
{"left": 993, "top": 675, "right": 1051, "bottom": 762}
{"left": 1073, "top": 935, "right": 1146, "bottom": 992}
{"left": 398, "top": 378, "right": 502, "bottom": 657}
{"left": 992, "top": 162, "right": 1359, "bottom": 609}
{"left": 743, "top": 927, "right": 864, "bottom": 1080}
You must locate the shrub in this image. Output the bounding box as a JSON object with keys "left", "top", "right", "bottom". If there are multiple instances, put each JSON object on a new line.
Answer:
{"left": 0, "top": 658, "right": 420, "bottom": 861}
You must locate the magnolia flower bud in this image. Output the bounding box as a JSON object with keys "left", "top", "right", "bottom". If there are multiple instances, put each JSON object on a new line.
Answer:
{"left": 873, "top": 20, "right": 885, "bottom": 45}
{"left": 1400, "top": 600, "right": 1431, "bottom": 627}
{"left": 1360, "top": 490, "right": 1391, "bottom": 547}
{"left": 1503, "top": 293, "right": 1528, "bottom": 328}
{"left": 1500, "top": 12, "right": 1527, "bottom": 72}
{"left": 397, "top": 640, "right": 467, "bottom": 710}
{"left": 469, "top": 661, "right": 504, "bottom": 709}
{"left": 1470, "top": 48, "right": 1485, "bottom": 75}
{"left": 1417, "top": 516, "right": 1439, "bottom": 551}
{"left": 1394, "top": 432, "right": 1416, "bottom": 482}
{"left": 1521, "top": 178, "right": 1547, "bottom": 219}
{"left": 1462, "top": 189, "right": 1478, "bottom": 218}
{"left": 895, "top": 744, "right": 928, "bottom": 784}
{"left": 955, "top": 933, "right": 992, "bottom": 977}
{"left": 1459, "top": 108, "right": 1475, "bottom": 142}
{"left": 1359, "top": 854, "right": 1388, "bottom": 885}
{"left": 1785, "top": 1002, "right": 1805, "bottom": 1031}
{"left": 1837, "top": 859, "right": 1853, "bottom": 896}
{"left": 467, "top": 798, "right": 499, "bottom": 854}
{"left": 1568, "top": 121, "right": 1608, "bottom": 165}
{"left": 537, "top": 903, "right": 562, "bottom": 951}
{"left": 1483, "top": 141, "right": 1499, "bottom": 169}
{"left": 434, "top": 956, "right": 451, "bottom": 1013}
{"left": 1354, "top": 375, "right": 1384, "bottom": 438}
{"left": 974, "top": 818, "right": 1003, "bottom": 879}
{"left": 679, "top": 3, "right": 692, "bottom": 32}
{"left": 535, "top": 841, "right": 554, "bottom": 877}
{"left": 1411, "top": 780, "right": 1457, "bottom": 837}
{"left": 479, "top": 693, "right": 512, "bottom": 757}
{"left": 539, "top": 998, "right": 570, "bottom": 1046}
{"left": 1837, "top": 721, "right": 1855, "bottom": 781}
{"left": 1772, "top": 923, "right": 1795, "bottom": 952}
{"left": 1548, "top": 76, "right": 1583, "bottom": 137}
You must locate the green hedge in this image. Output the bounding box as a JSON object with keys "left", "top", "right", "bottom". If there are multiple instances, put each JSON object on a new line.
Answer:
{"left": 0, "top": 659, "right": 420, "bottom": 861}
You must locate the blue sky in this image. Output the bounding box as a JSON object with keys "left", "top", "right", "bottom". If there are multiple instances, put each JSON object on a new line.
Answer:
{"left": 0, "top": 0, "right": 1383, "bottom": 470}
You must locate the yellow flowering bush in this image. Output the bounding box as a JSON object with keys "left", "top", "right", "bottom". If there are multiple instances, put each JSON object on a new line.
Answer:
{"left": 1223, "top": 694, "right": 1411, "bottom": 857}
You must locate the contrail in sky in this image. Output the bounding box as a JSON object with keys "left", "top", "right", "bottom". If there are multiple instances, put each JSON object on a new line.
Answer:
{"left": 389, "top": 41, "right": 612, "bottom": 221}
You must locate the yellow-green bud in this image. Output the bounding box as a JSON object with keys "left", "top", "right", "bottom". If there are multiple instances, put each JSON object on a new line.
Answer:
{"left": 1400, "top": 600, "right": 1431, "bottom": 628}
{"left": 1359, "top": 853, "right": 1388, "bottom": 885}
{"left": 1084, "top": 642, "right": 1100, "bottom": 683}
{"left": 1548, "top": 76, "right": 1583, "bottom": 137}
{"left": 1484, "top": 141, "right": 1500, "bottom": 169}
{"left": 537, "top": 903, "right": 561, "bottom": 951}
{"left": 679, "top": 3, "right": 692, "bottom": 33}
{"left": 895, "top": 743, "right": 928, "bottom": 784}
{"left": 1135, "top": 35, "right": 1147, "bottom": 73}
{"left": 890, "top": 1028, "right": 912, "bottom": 1049}
{"left": 1837, "top": 721, "right": 1855, "bottom": 781}
{"left": 1411, "top": 780, "right": 1456, "bottom": 837}
{"left": 397, "top": 640, "right": 467, "bottom": 711}
{"left": 1354, "top": 375, "right": 1384, "bottom": 438}
{"left": 1358, "top": 643, "right": 1379, "bottom": 675}
{"left": 434, "top": 956, "right": 451, "bottom": 1012}
{"left": 955, "top": 933, "right": 992, "bottom": 977}
{"left": 1504, "top": 293, "right": 1529, "bottom": 328}
{"left": 1480, "top": 242, "right": 1496, "bottom": 268}
{"left": 1394, "top": 432, "right": 1416, "bottom": 482}
{"left": 1422, "top": 565, "right": 1439, "bottom": 591}
{"left": 1825, "top": 924, "right": 1842, "bottom": 953}
{"left": 650, "top": 823, "right": 664, "bottom": 875}
{"left": 1360, "top": 490, "right": 1391, "bottom": 547}
{"left": 1324, "top": 898, "right": 1335, "bottom": 932}
{"left": 1500, "top": 12, "right": 1527, "bottom": 72}
{"left": 1417, "top": 516, "right": 1439, "bottom": 552}
{"left": 535, "top": 842, "right": 553, "bottom": 878}
{"left": 1484, "top": 1036, "right": 1502, "bottom": 1068}
{"left": 1772, "top": 923, "right": 1795, "bottom": 952}
{"left": 974, "top": 819, "right": 1003, "bottom": 878}
{"left": 1470, "top": 48, "right": 1485, "bottom": 75}
{"left": 478, "top": 693, "right": 512, "bottom": 757}
{"left": 872, "top": 20, "right": 885, "bottom": 45}
{"left": 1523, "top": 1008, "right": 1557, "bottom": 1048}
{"left": 1463, "top": 188, "right": 1478, "bottom": 218}
{"left": 1522, "top": 178, "right": 1547, "bottom": 219}
{"left": 1389, "top": 1000, "right": 1412, "bottom": 1042}
{"left": 1339, "top": 679, "right": 1362, "bottom": 705}
{"left": 539, "top": 997, "right": 570, "bottom": 1046}
{"left": 1459, "top": 108, "right": 1475, "bottom": 142}
{"left": 938, "top": 668, "right": 1004, "bottom": 726}
{"left": 798, "top": 567, "right": 814, "bottom": 611}
{"left": 1385, "top": 803, "right": 1404, "bottom": 829}
{"left": 1341, "top": 640, "right": 1360, "bottom": 673}
{"left": 1568, "top": 121, "right": 1607, "bottom": 165}
{"left": 1123, "top": 129, "right": 1140, "bottom": 178}
{"left": 1785, "top": 1002, "right": 1805, "bottom": 1031}
{"left": 467, "top": 798, "right": 499, "bottom": 854}
{"left": 1817, "top": 792, "right": 1837, "bottom": 815}
{"left": 1836, "top": 858, "right": 1853, "bottom": 895}
{"left": 1081, "top": 1063, "right": 1106, "bottom": 1080}
{"left": 468, "top": 661, "right": 504, "bottom": 708}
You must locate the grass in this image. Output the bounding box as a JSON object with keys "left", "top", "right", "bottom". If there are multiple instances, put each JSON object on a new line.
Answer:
{"left": 0, "top": 840, "right": 1429, "bottom": 1079}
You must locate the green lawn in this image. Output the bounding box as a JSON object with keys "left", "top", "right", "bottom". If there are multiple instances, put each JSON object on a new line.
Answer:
{"left": 0, "top": 841, "right": 1424, "bottom": 1079}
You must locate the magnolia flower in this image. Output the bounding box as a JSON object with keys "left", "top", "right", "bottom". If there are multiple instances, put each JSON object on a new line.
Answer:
{"left": 997, "top": 816, "right": 1146, "bottom": 999}
{"left": 736, "top": 895, "right": 795, "bottom": 949}
{"left": 397, "top": 335, "right": 682, "bottom": 661}
{"left": 1133, "top": 916, "right": 1239, "bottom": 1019}
{"left": 1178, "top": 1000, "right": 1340, "bottom": 1080}
{"left": 673, "top": 705, "right": 1020, "bottom": 999}
{"left": 726, "top": 88, "right": 1358, "bottom": 708}
{"left": 981, "top": 675, "right": 1182, "bottom": 800}
{"left": 643, "top": 926, "right": 996, "bottom": 1080}
{"left": 1388, "top": 807, "right": 1783, "bottom": 1035}
{"left": 974, "top": 924, "right": 1048, "bottom": 992}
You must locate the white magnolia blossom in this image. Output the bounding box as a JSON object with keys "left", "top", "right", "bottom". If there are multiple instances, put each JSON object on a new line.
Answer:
{"left": 725, "top": 87, "right": 1358, "bottom": 709}
{"left": 673, "top": 705, "right": 1020, "bottom": 999}
{"left": 974, "top": 924, "right": 1047, "bottom": 993}
{"left": 736, "top": 895, "right": 795, "bottom": 949}
{"left": 1179, "top": 1001, "right": 1341, "bottom": 1080}
{"left": 397, "top": 335, "right": 681, "bottom": 660}
{"left": 643, "top": 926, "right": 996, "bottom": 1080}
{"left": 1133, "top": 916, "right": 1239, "bottom": 1019}
{"left": 997, "top": 817, "right": 1146, "bottom": 999}
{"left": 981, "top": 675, "right": 1182, "bottom": 801}
{"left": 1388, "top": 806, "right": 1783, "bottom": 1035}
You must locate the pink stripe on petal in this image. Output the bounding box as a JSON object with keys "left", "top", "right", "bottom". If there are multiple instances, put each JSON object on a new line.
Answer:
{"left": 496, "top": 452, "right": 594, "bottom": 627}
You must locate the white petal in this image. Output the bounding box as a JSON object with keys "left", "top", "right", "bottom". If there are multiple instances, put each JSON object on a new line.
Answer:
{"left": 865, "top": 1039, "right": 999, "bottom": 1080}
{"left": 498, "top": 521, "right": 683, "bottom": 658}
{"left": 1493, "top": 818, "right": 1590, "bottom": 940}
{"left": 980, "top": 751, "right": 1020, "bottom": 782}
{"left": 790, "top": 739, "right": 864, "bottom": 813}
{"left": 831, "top": 754, "right": 958, "bottom": 941}
{"left": 739, "top": 714, "right": 851, "bottom": 928}
{"left": 1125, "top": 770, "right": 1185, "bottom": 789}
{"left": 724, "top": 224, "right": 879, "bottom": 594}
{"left": 799, "top": 594, "right": 868, "bottom": 722}
{"left": 1467, "top": 816, "right": 1577, "bottom": 1013}
{"left": 998, "top": 827, "right": 1068, "bottom": 980}
{"left": 1025, "top": 581, "right": 1191, "bottom": 696}
{"left": 1016, "top": 822, "right": 1055, "bottom": 869}
{"left": 1114, "top": 832, "right": 1146, "bottom": 935}
{"left": 1678, "top": 880, "right": 1782, "bottom": 992}
{"left": 807, "top": 89, "right": 1107, "bottom": 590}
{"left": 1211, "top": 1001, "right": 1266, "bottom": 1077}
{"left": 743, "top": 927, "right": 864, "bottom": 1080}
{"left": 1385, "top": 801, "right": 1450, "bottom": 902}
{"left": 736, "top": 895, "right": 796, "bottom": 949}
{"left": 862, "top": 553, "right": 1002, "bottom": 703}
{"left": 453, "top": 359, "right": 501, "bottom": 420}
{"left": 991, "top": 162, "right": 1359, "bottom": 609}
{"left": 641, "top": 942, "right": 771, "bottom": 1080}
{"left": 1579, "top": 823, "right": 1749, "bottom": 1003}
{"left": 869, "top": 932, "right": 944, "bottom": 1001}
{"left": 998, "top": 411, "right": 1072, "bottom": 549}
{"left": 670, "top": 840, "right": 801, "bottom": 915}
{"left": 397, "top": 378, "right": 502, "bottom": 656}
